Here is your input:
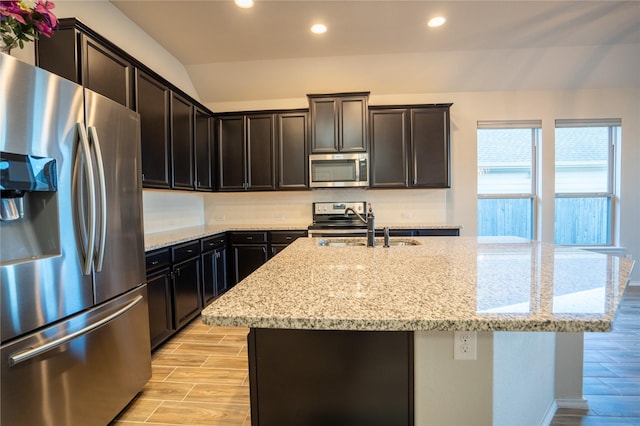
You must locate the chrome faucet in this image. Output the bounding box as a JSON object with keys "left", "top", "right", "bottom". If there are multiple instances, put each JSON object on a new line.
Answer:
{"left": 344, "top": 204, "right": 375, "bottom": 247}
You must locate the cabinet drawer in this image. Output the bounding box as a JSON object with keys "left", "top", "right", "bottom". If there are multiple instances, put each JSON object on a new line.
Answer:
{"left": 230, "top": 231, "right": 268, "bottom": 244}
{"left": 172, "top": 241, "right": 201, "bottom": 263}
{"left": 146, "top": 248, "right": 171, "bottom": 273}
{"left": 415, "top": 228, "right": 460, "bottom": 237}
{"left": 270, "top": 230, "right": 307, "bottom": 244}
{"left": 201, "top": 234, "right": 227, "bottom": 252}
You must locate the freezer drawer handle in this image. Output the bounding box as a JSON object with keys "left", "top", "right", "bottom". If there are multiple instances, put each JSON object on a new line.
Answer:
{"left": 8, "top": 295, "right": 144, "bottom": 367}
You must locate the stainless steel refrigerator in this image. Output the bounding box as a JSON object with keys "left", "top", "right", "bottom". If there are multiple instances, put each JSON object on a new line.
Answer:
{"left": 0, "top": 53, "right": 151, "bottom": 425}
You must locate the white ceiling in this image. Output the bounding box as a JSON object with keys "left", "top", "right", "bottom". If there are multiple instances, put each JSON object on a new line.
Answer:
{"left": 111, "top": 1, "right": 640, "bottom": 105}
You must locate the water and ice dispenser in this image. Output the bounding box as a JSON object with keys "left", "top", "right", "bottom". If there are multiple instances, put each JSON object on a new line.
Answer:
{"left": 0, "top": 152, "right": 59, "bottom": 264}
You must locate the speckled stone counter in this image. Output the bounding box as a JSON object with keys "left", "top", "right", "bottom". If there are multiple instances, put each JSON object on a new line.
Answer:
{"left": 201, "top": 236, "right": 635, "bottom": 332}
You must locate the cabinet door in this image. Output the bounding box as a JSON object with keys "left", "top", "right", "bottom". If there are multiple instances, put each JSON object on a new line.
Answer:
{"left": 246, "top": 114, "right": 276, "bottom": 190}
{"left": 173, "top": 257, "right": 201, "bottom": 329}
{"left": 218, "top": 116, "right": 246, "bottom": 191}
{"left": 370, "top": 109, "right": 409, "bottom": 188}
{"left": 340, "top": 97, "right": 368, "bottom": 152}
{"left": 82, "top": 34, "right": 133, "bottom": 108}
{"left": 233, "top": 245, "right": 268, "bottom": 284}
{"left": 36, "top": 27, "right": 80, "bottom": 84}
{"left": 277, "top": 112, "right": 309, "bottom": 190}
{"left": 214, "top": 247, "right": 228, "bottom": 296}
{"left": 194, "top": 107, "right": 213, "bottom": 191}
{"left": 310, "top": 98, "right": 338, "bottom": 153}
{"left": 171, "top": 93, "right": 194, "bottom": 190}
{"left": 146, "top": 269, "right": 174, "bottom": 350}
{"left": 410, "top": 107, "right": 450, "bottom": 188}
{"left": 136, "top": 70, "right": 171, "bottom": 189}
{"left": 201, "top": 251, "right": 216, "bottom": 306}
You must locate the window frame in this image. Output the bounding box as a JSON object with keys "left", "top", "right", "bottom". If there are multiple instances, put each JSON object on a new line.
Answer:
{"left": 554, "top": 119, "right": 620, "bottom": 246}
{"left": 477, "top": 120, "right": 541, "bottom": 240}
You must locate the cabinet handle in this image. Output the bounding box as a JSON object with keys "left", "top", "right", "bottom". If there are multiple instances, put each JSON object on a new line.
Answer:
{"left": 175, "top": 268, "right": 181, "bottom": 276}
{"left": 151, "top": 260, "right": 159, "bottom": 265}
{"left": 285, "top": 236, "right": 292, "bottom": 240}
{"left": 186, "top": 249, "right": 193, "bottom": 253}
{"left": 246, "top": 236, "right": 253, "bottom": 240}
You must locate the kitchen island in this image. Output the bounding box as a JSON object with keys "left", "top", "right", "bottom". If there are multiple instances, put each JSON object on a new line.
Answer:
{"left": 201, "top": 236, "right": 635, "bottom": 425}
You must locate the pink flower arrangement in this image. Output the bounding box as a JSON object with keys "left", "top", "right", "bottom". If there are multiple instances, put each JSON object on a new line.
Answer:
{"left": 0, "top": 0, "right": 58, "bottom": 52}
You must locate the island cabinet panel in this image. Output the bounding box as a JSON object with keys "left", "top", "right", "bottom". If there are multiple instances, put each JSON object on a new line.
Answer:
{"left": 369, "top": 104, "right": 451, "bottom": 188}
{"left": 36, "top": 19, "right": 133, "bottom": 109}
{"left": 171, "top": 93, "right": 195, "bottom": 190}
{"left": 277, "top": 111, "right": 309, "bottom": 190}
{"left": 217, "top": 114, "right": 276, "bottom": 191}
{"left": 136, "top": 70, "right": 171, "bottom": 189}
{"left": 194, "top": 107, "right": 214, "bottom": 191}
{"left": 248, "top": 328, "right": 414, "bottom": 426}
{"left": 309, "top": 93, "right": 369, "bottom": 153}
{"left": 145, "top": 248, "right": 174, "bottom": 350}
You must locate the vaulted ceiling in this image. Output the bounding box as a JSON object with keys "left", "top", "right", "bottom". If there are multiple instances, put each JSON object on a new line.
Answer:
{"left": 111, "top": 1, "right": 640, "bottom": 104}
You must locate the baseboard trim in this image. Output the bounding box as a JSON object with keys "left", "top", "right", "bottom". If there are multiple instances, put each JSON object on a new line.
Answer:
{"left": 541, "top": 399, "right": 558, "bottom": 426}
{"left": 555, "top": 397, "right": 589, "bottom": 410}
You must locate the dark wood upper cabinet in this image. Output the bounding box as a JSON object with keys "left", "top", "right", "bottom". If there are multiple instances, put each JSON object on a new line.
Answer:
{"left": 308, "top": 93, "right": 369, "bottom": 153}
{"left": 369, "top": 104, "right": 452, "bottom": 189}
{"left": 246, "top": 114, "right": 276, "bottom": 190}
{"left": 36, "top": 18, "right": 133, "bottom": 109}
{"left": 136, "top": 69, "right": 171, "bottom": 189}
{"left": 194, "top": 107, "right": 214, "bottom": 191}
{"left": 217, "top": 114, "right": 275, "bottom": 191}
{"left": 171, "top": 93, "right": 194, "bottom": 190}
{"left": 218, "top": 115, "right": 247, "bottom": 191}
{"left": 370, "top": 109, "right": 409, "bottom": 188}
{"left": 410, "top": 106, "right": 451, "bottom": 188}
{"left": 277, "top": 111, "right": 309, "bottom": 190}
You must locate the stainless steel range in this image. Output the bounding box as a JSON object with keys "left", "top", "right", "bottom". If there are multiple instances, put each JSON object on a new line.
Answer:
{"left": 308, "top": 201, "right": 368, "bottom": 237}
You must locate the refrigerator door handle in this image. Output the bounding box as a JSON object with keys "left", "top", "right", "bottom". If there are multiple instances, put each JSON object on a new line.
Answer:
{"left": 76, "top": 123, "right": 96, "bottom": 276}
{"left": 8, "top": 295, "right": 144, "bottom": 367}
{"left": 88, "top": 126, "right": 107, "bottom": 272}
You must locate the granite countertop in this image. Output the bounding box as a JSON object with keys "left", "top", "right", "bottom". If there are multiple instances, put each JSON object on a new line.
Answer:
{"left": 144, "top": 223, "right": 462, "bottom": 251}
{"left": 201, "top": 236, "right": 635, "bottom": 333}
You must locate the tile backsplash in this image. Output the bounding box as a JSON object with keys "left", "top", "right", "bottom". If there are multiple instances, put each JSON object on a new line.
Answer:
{"left": 143, "top": 188, "right": 449, "bottom": 233}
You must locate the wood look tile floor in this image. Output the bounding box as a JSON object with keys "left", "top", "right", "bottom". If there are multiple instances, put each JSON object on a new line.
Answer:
{"left": 112, "top": 286, "right": 639, "bottom": 426}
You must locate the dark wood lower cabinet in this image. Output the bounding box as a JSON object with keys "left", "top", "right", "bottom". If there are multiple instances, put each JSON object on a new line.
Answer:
{"left": 232, "top": 245, "right": 268, "bottom": 285}
{"left": 248, "top": 328, "right": 414, "bottom": 426}
{"left": 146, "top": 269, "right": 173, "bottom": 350}
{"left": 172, "top": 257, "right": 201, "bottom": 329}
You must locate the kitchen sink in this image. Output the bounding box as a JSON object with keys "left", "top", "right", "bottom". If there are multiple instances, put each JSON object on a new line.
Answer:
{"left": 316, "top": 238, "right": 421, "bottom": 247}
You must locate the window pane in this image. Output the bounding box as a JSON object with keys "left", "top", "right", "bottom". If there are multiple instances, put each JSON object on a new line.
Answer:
{"left": 554, "top": 197, "right": 611, "bottom": 245}
{"left": 555, "top": 127, "right": 610, "bottom": 193}
{"left": 478, "top": 128, "right": 532, "bottom": 194}
{"left": 478, "top": 198, "right": 533, "bottom": 239}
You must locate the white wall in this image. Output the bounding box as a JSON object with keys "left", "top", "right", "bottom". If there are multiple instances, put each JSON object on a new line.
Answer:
{"left": 22, "top": 0, "right": 198, "bottom": 99}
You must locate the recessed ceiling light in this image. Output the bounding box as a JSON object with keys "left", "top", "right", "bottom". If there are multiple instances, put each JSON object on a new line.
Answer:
{"left": 427, "top": 16, "right": 446, "bottom": 28}
{"left": 235, "top": 0, "right": 254, "bottom": 8}
{"left": 311, "top": 24, "right": 327, "bottom": 34}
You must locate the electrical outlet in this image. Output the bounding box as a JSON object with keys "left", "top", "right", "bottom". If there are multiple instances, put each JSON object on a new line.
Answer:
{"left": 453, "top": 331, "right": 477, "bottom": 360}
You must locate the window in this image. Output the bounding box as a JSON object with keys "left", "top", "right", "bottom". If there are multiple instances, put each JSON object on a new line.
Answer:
{"left": 554, "top": 119, "right": 619, "bottom": 245}
{"left": 477, "top": 121, "right": 540, "bottom": 239}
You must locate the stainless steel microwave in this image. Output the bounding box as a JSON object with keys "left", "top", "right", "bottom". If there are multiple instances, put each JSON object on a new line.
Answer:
{"left": 309, "top": 152, "right": 369, "bottom": 188}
